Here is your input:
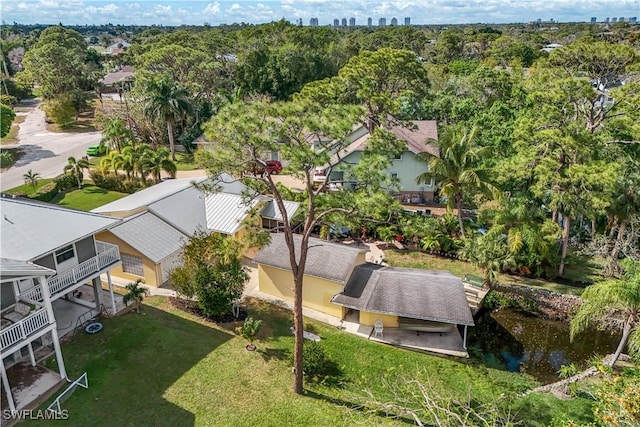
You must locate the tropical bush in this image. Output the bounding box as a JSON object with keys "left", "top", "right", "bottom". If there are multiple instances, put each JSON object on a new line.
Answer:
{"left": 300, "top": 341, "right": 337, "bottom": 380}
{"left": 43, "top": 95, "right": 75, "bottom": 127}
{"left": 53, "top": 174, "right": 78, "bottom": 192}
{"left": 1, "top": 104, "right": 16, "bottom": 137}
{"left": 30, "top": 182, "right": 58, "bottom": 202}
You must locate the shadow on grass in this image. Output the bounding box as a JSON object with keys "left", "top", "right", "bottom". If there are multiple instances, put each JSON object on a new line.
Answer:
{"left": 83, "top": 185, "right": 109, "bottom": 194}
{"left": 24, "top": 303, "right": 233, "bottom": 427}
{"left": 257, "top": 347, "right": 290, "bottom": 363}
{"left": 304, "top": 389, "right": 417, "bottom": 425}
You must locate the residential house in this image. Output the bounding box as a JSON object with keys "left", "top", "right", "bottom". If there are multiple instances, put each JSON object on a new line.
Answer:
{"left": 98, "top": 65, "right": 135, "bottom": 97}
{"left": 107, "top": 38, "right": 131, "bottom": 55}
{"left": 255, "top": 234, "right": 474, "bottom": 356}
{"left": 92, "top": 177, "right": 299, "bottom": 287}
{"left": 255, "top": 234, "right": 368, "bottom": 318}
{"left": 0, "top": 197, "right": 122, "bottom": 411}
{"left": 320, "top": 121, "right": 439, "bottom": 202}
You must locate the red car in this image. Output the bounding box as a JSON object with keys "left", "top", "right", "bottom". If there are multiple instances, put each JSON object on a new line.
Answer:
{"left": 264, "top": 160, "right": 282, "bottom": 175}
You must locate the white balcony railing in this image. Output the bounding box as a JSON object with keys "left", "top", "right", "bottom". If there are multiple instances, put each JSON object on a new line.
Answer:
{"left": 47, "top": 242, "right": 120, "bottom": 298}
{"left": 1, "top": 308, "right": 50, "bottom": 351}
{"left": 21, "top": 285, "right": 43, "bottom": 303}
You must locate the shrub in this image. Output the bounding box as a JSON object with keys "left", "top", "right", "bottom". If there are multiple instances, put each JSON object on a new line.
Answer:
{"left": 89, "top": 170, "right": 105, "bottom": 187}
{"left": 0, "top": 150, "right": 14, "bottom": 168}
{"left": 482, "top": 290, "right": 516, "bottom": 309}
{"left": 301, "top": 341, "right": 334, "bottom": 379}
{"left": 43, "top": 95, "right": 75, "bottom": 128}
{"left": 1, "top": 104, "right": 16, "bottom": 137}
{"left": 99, "top": 174, "right": 125, "bottom": 192}
{"left": 121, "top": 180, "right": 144, "bottom": 194}
{"left": 1, "top": 95, "right": 17, "bottom": 106}
{"left": 30, "top": 182, "right": 58, "bottom": 202}
{"left": 168, "top": 266, "right": 196, "bottom": 299}
{"left": 237, "top": 317, "right": 263, "bottom": 345}
{"left": 54, "top": 174, "right": 78, "bottom": 192}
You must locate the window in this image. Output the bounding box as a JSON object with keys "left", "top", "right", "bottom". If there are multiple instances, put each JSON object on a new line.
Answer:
{"left": 121, "top": 254, "right": 144, "bottom": 277}
{"left": 391, "top": 173, "right": 398, "bottom": 179}
{"left": 393, "top": 154, "right": 403, "bottom": 160}
{"left": 55, "top": 245, "right": 75, "bottom": 264}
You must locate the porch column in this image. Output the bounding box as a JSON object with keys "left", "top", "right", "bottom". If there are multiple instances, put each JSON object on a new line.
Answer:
{"left": 463, "top": 325, "right": 468, "bottom": 350}
{"left": 50, "top": 329, "right": 67, "bottom": 380}
{"left": 92, "top": 278, "right": 101, "bottom": 310}
{"left": 28, "top": 342, "right": 36, "bottom": 366}
{"left": 107, "top": 272, "right": 116, "bottom": 315}
{"left": 1, "top": 358, "right": 16, "bottom": 413}
{"left": 39, "top": 276, "right": 55, "bottom": 325}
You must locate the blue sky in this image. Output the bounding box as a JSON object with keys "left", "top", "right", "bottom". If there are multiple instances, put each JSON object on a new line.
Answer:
{"left": 3, "top": 0, "right": 639, "bottom": 26}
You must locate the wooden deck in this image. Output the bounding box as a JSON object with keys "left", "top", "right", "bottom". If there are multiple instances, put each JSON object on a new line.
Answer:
{"left": 464, "top": 283, "right": 490, "bottom": 313}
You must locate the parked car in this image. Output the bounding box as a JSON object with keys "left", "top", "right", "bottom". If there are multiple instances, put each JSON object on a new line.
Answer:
{"left": 250, "top": 160, "right": 282, "bottom": 175}
{"left": 86, "top": 144, "right": 107, "bottom": 156}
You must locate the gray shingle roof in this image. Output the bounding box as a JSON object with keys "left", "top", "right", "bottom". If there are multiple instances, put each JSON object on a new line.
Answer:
{"left": 331, "top": 264, "right": 474, "bottom": 326}
{"left": 107, "top": 212, "right": 188, "bottom": 263}
{"left": 1, "top": 198, "right": 120, "bottom": 261}
{"left": 254, "top": 234, "right": 368, "bottom": 283}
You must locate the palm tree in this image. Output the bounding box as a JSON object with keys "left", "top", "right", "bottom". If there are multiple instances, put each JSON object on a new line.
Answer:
{"left": 142, "top": 76, "right": 192, "bottom": 161}
{"left": 23, "top": 169, "right": 41, "bottom": 190}
{"left": 100, "top": 151, "right": 120, "bottom": 175}
{"left": 570, "top": 259, "right": 640, "bottom": 367}
{"left": 100, "top": 117, "right": 133, "bottom": 153}
{"left": 416, "top": 126, "right": 499, "bottom": 237}
{"left": 64, "top": 156, "right": 90, "bottom": 189}
{"left": 122, "top": 279, "right": 149, "bottom": 314}
{"left": 142, "top": 147, "right": 177, "bottom": 183}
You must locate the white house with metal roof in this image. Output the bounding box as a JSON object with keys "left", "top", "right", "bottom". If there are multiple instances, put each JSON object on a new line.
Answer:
{"left": 93, "top": 176, "right": 300, "bottom": 287}
{"left": 0, "top": 197, "right": 122, "bottom": 412}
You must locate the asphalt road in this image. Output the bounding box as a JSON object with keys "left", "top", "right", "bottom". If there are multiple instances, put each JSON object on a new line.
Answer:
{"left": 0, "top": 100, "right": 101, "bottom": 191}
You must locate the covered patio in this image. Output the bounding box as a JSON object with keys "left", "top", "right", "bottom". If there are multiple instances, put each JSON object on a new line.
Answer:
{"left": 332, "top": 264, "right": 475, "bottom": 358}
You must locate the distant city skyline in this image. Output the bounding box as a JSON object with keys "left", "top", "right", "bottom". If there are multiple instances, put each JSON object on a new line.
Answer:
{"left": 2, "top": 0, "right": 638, "bottom": 26}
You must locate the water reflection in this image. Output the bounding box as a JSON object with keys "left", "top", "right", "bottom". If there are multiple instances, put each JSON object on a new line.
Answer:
{"left": 468, "top": 308, "right": 621, "bottom": 383}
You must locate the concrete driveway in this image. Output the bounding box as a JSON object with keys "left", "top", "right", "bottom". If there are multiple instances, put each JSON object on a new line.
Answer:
{"left": 0, "top": 99, "right": 101, "bottom": 191}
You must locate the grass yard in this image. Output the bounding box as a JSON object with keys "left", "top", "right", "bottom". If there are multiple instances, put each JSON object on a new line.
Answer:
{"left": 384, "top": 249, "right": 589, "bottom": 296}
{"left": 50, "top": 184, "right": 128, "bottom": 211}
{"left": 3, "top": 178, "right": 55, "bottom": 196}
{"left": 175, "top": 152, "right": 201, "bottom": 171}
{"left": 28, "top": 297, "right": 594, "bottom": 426}
{"left": 1, "top": 115, "right": 27, "bottom": 144}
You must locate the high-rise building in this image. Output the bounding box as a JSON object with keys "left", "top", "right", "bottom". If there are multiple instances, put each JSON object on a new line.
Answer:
{"left": 605, "top": 17, "right": 610, "bottom": 23}
{"left": 404, "top": 17, "right": 411, "bottom": 25}
{"left": 341, "top": 17, "right": 347, "bottom": 26}
{"left": 367, "top": 17, "right": 373, "bottom": 27}
{"left": 619, "top": 17, "right": 625, "bottom": 22}
{"left": 630, "top": 17, "right": 637, "bottom": 24}
{"left": 590, "top": 17, "right": 596, "bottom": 24}
{"left": 309, "top": 17, "right": 319, "bottom": 26}
{"left": 349, "top": 17, "right": 356, "bottom": 26}
{"left": 390, "top": 17, "right": 398, "bottom": 26}
{"left": 333, "top": 18, "right": 340, "bottom": 27}
{"left": 611, "top": 17, "right": 618, "bottom": 23}
{"left": 379, "top": 17, "right": 386, "bottom": 27}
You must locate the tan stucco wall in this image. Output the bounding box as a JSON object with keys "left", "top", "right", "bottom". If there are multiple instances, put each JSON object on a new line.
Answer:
{"left": 95, "top": 231, "right": 161, "bottom": 287}
{"left": 359, "top": 311, "right": 399, "bottom": 327}
{"left": 258, "top": 265, "right": 344, "bottom": 318}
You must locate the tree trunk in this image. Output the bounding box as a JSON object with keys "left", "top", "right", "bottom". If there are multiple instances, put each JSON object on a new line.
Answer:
{"left": 552, "top": 210, "right": 558, "bottom": 223}
{"left": 292, "top": 272, "right": 304, "bottom": 394}
{"left": 167, "top": 119, "right": 176, "bottom": 161}
{"left": 558, "top": 215, "right": 570, "bottom": 277}
{"left": 76, "top": 171, "right": 82, "bottom": 189}
{"left": 609, "top": 316, "right": 632, "bottom": 367}
{"left": 610, "top": 220, "right": 627, "bottom": 261}
{"left": 456, "top": 196, "right": 465, "bottom": 238}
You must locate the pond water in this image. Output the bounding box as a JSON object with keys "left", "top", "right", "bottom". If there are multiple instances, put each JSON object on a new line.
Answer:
{"left": 467, "top": 308, "right": 622, "bottom": 384}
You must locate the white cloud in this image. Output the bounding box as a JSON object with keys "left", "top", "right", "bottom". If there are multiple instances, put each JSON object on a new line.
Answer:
{"left": 203, "top": 2, "right": 220, "bottom": 14}
{"left": 2, "top": 0, "right": 638, "bottom": 26}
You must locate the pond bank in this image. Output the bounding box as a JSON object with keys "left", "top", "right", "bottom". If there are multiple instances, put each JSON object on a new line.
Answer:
{"left": 491, "top": 282, "right": 581, "bottom": 321}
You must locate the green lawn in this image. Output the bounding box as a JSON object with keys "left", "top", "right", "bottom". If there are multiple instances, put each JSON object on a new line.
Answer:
{"left": 175, "top": 152, "right": 201, "bottom": 171}
{"left": 3, "top": 178, "right": 55, "bottom": 196}
{"left": 385, "top": 250, "right": 588, "bottom": 296}
{"left": 50, "top": 185, "right": 128, "bottom": 211}
{"left": 28, "top": 297, "right": 594, "bottom": 426}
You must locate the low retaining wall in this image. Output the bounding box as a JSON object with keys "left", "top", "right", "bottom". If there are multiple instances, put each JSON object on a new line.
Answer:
{"left": 491, "top": 283, "right": 581, "bottom": 321}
